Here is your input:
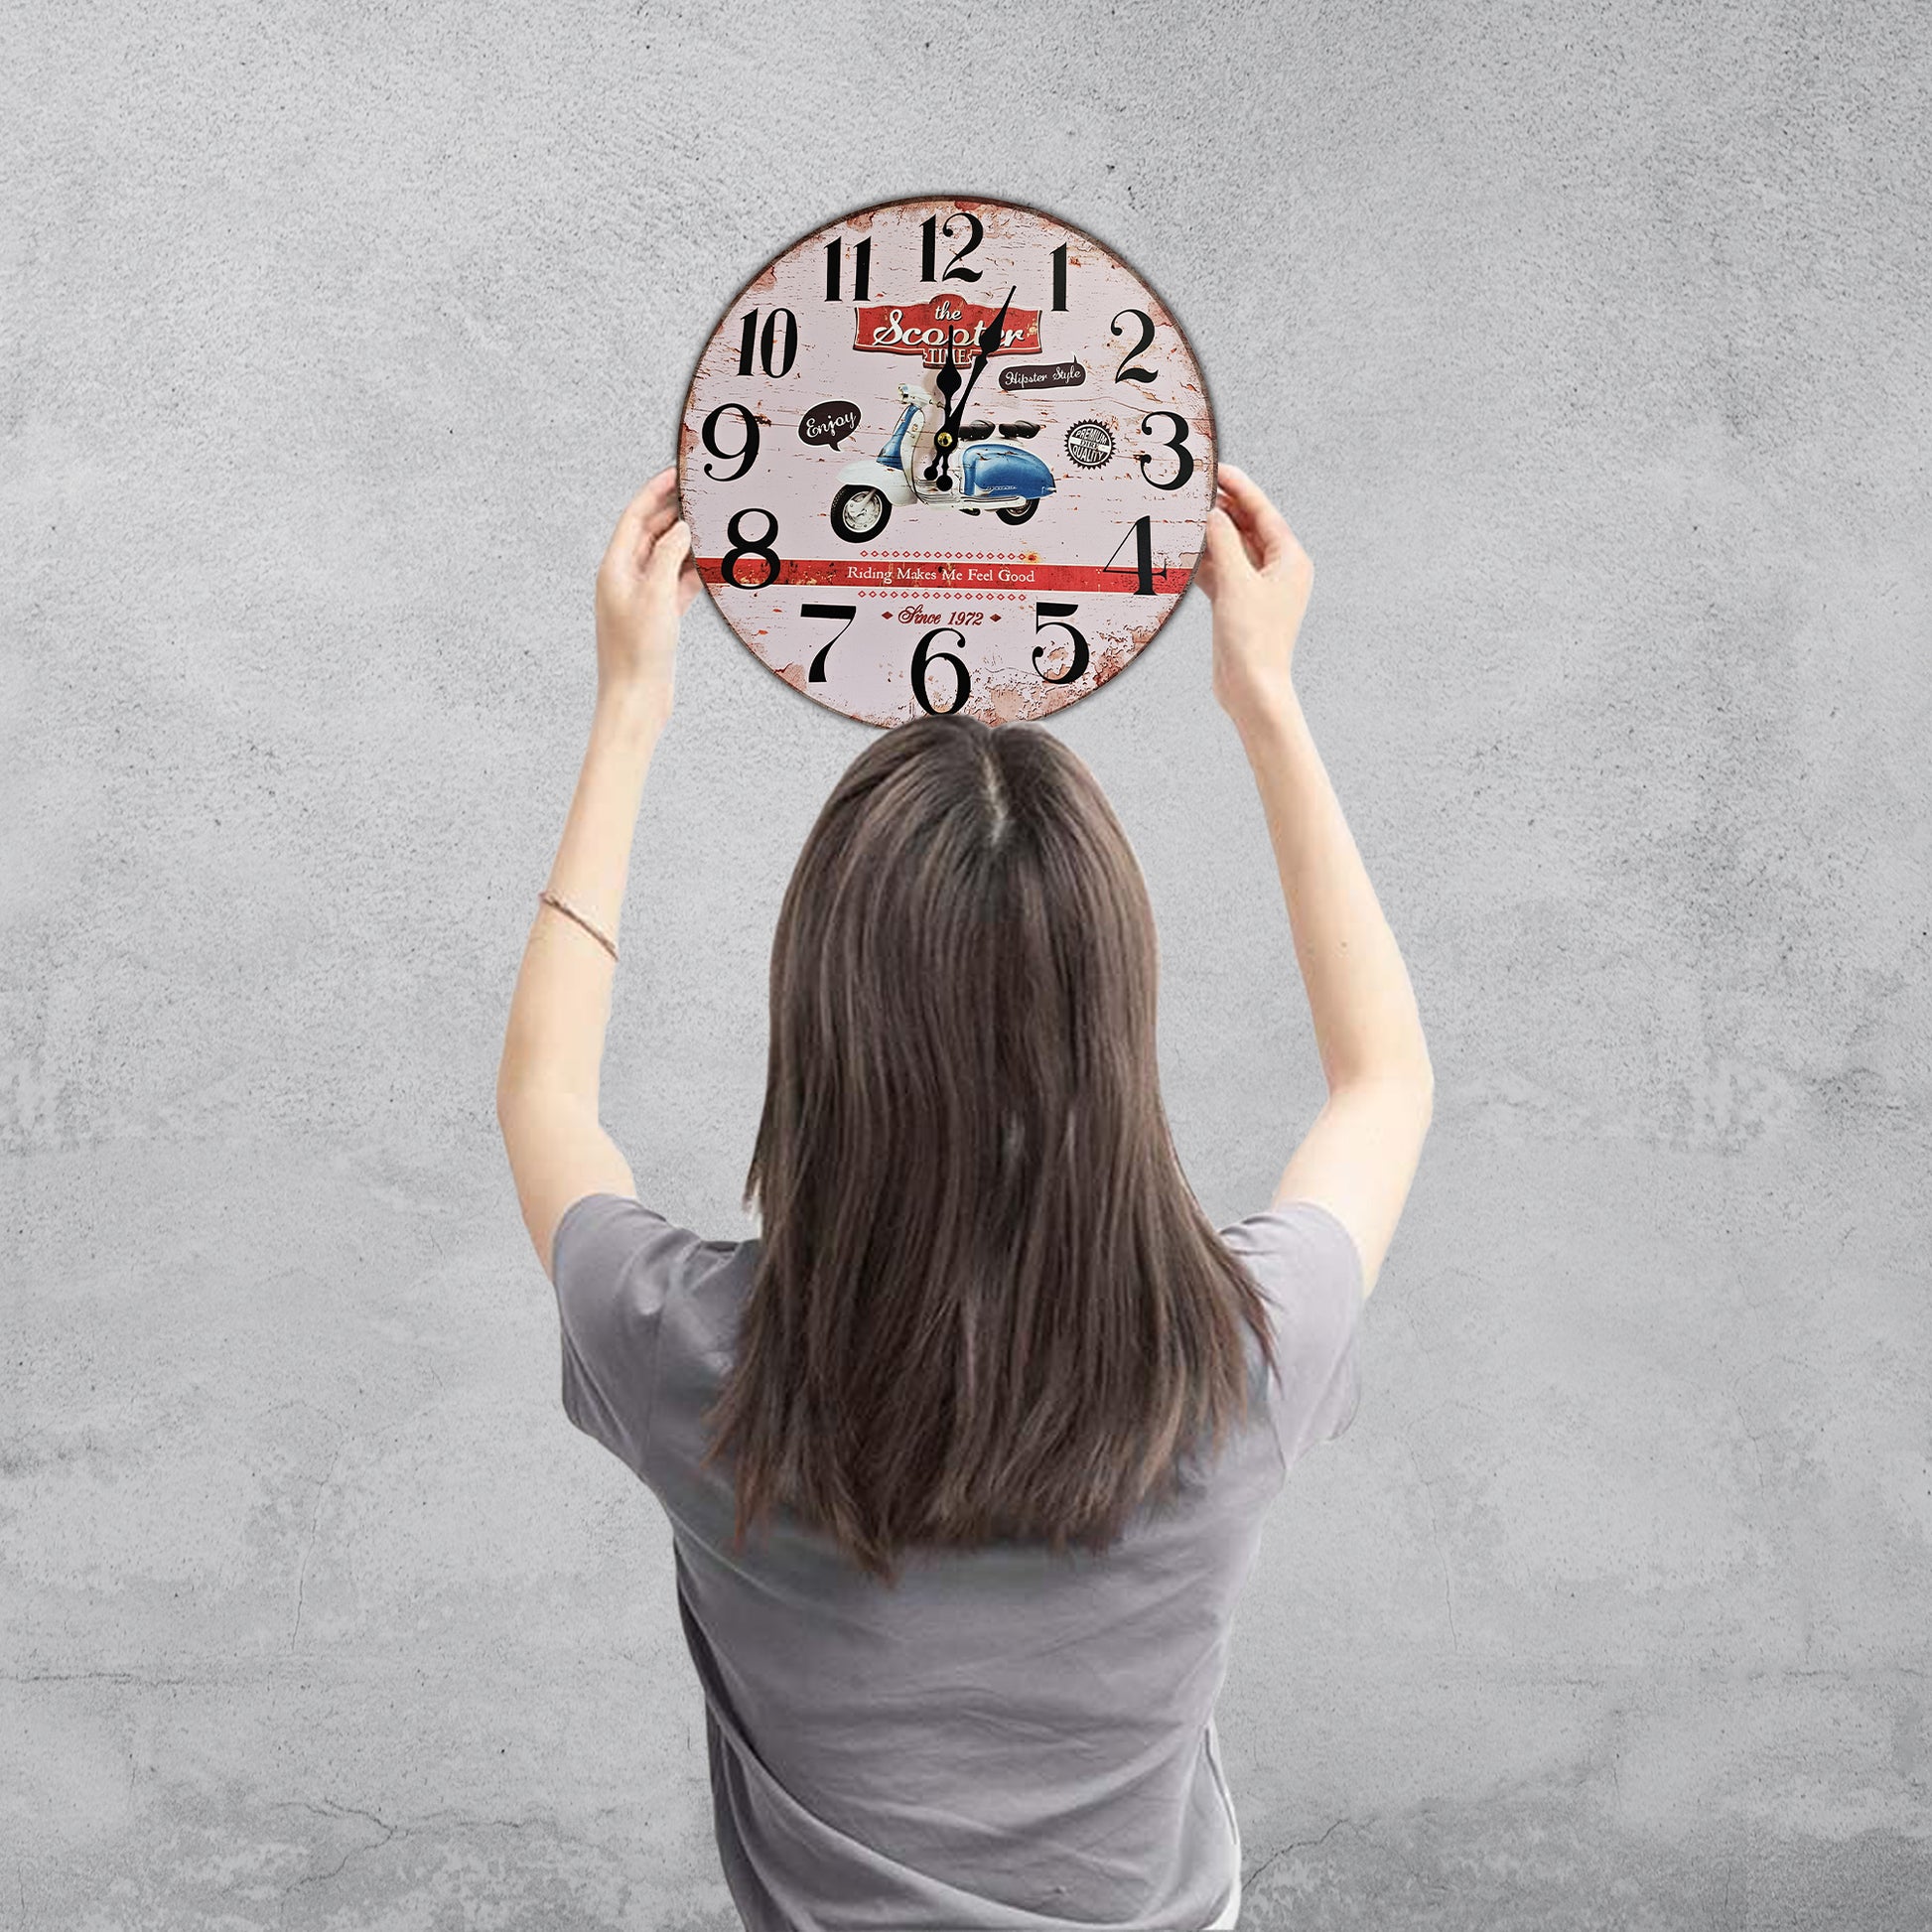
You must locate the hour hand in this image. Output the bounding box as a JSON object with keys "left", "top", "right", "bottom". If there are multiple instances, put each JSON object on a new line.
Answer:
{"left": 935, "top": 345, "right": 963, "bottom": 413}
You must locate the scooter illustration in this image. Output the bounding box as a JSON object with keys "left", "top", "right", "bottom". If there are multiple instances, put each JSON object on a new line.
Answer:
{"left": 830, "top": 380, "right": 1055, "bottom": 543}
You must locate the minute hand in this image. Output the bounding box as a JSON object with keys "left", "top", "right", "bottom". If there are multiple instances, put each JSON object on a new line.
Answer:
{"left": 942, "top": 286, "right": 1016, "bottom": 438}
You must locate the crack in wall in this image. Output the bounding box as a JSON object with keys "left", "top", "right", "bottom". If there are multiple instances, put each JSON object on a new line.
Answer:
{"left": 1245, "top": 1813, "right": 1362, "bottom": 1890}
{"left": 1399, "top": 1428, "right": 1460, "bottom": 1652}
{"left": 289, "top": 1437, "right": 346, "bottom": 1651}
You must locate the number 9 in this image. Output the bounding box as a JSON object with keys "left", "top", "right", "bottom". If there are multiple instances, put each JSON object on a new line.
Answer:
{"left": 701, "top": 403, "right": 761, "bottom": 483}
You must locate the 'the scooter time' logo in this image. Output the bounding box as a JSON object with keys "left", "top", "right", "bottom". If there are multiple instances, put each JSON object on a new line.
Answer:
{"left": 854, "top": 295, "right": 1042, "bottom": 367}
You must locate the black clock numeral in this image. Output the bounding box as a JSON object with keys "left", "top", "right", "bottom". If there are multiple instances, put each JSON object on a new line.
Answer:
{"left": 1136, "top": 412, "right": 1193, "bottom": 491}
{"left": 799, "top": 602, "right": 856, "bottom": 681}
{"left": 722, "top": 507, "right": 781, "bottom": 589}
{"left": 824, "top": 237, "right": 872, "bottom": 302}
{"left": 735, "top": 307, "right": 798, "bottom": 378}
{"left": 1101, "top": 516, "right": 1156, "bottom": 596}
{"left": 1110, "top": 310, "right": 1159, "bottom": 384}
{"left": 1032, "top": 602, "right": 1089, "bottom": 686}
{"left": 910, "top": 625, "right": 972, "bottom": 715}
{"left": 699, "top": 403, "right": 761, "bottom": 483}
{"left": 1049, "top": 242, "right": 1068, "bottom": 313}
{"left": 919, "top": 212, "right": 985, "bottom": 284}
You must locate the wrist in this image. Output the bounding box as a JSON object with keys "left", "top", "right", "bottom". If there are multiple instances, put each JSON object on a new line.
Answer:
{"left": 595, "top": 680, "right": 671, "bottom": 740}
{"left": 1225, "top": 681, "right": 1303, "bottom": 748}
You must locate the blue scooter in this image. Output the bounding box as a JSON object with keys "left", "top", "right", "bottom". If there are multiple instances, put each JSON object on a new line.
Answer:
{"left": 830, "top": 380, "right": 1055, "bottom": 544}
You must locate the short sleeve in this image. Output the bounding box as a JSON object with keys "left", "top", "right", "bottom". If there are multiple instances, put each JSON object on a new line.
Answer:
{"left": 1218, "top": 1199, "right": 1365, "bottom": 1472}
{"left": 549, "top": 1192, "right": 707, "bottom": 1477}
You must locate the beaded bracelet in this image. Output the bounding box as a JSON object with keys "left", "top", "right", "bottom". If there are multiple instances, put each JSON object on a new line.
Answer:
{"left": 536, "top": 890, "right": 619, "bottom": 964}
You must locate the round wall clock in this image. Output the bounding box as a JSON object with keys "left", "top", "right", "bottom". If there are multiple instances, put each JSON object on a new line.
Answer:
{"left": 676, "top": 195, "right": 1216, "bottom": 729}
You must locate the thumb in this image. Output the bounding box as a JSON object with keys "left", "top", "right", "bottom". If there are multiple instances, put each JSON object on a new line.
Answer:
{"left": 1201, "top": 507, "right": 1251, "bottom": 587}
{"left": 643, "top": 518, "right": 694, "bottom": 593}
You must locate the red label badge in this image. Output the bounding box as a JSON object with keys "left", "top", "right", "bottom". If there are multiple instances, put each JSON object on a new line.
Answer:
{"left": 854, "top": 296, "right": 1042, "bottom": 367}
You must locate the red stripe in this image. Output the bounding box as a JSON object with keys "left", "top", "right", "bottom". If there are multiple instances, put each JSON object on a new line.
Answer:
{"left": 695, "top": 558, "right": 1193, "bottom": 595}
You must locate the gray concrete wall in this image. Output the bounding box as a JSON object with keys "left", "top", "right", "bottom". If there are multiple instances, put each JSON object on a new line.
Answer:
{"left": 5, "top": 2, "right": 1927, "bottom": 1925}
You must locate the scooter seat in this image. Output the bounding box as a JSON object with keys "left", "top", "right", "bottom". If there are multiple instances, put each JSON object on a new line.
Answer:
{"left": 958, "top": 420, "right": 995, "bottom": 441}
{"left": 997, "top": 421, "right": 1040, "bottom": 439}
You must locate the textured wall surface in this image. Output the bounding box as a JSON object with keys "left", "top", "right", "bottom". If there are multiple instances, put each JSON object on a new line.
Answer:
{"left": 5, "top": 2, "right": 1928, "bottom": 1926}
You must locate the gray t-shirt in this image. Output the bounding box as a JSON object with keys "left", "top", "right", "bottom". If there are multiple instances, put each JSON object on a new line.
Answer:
{"left": 550, "top": 1193, "right": 1363, "bottom": 1932}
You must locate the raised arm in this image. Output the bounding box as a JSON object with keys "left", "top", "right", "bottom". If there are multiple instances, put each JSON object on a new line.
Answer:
{"left": 1196, "top": 465, "right": 1434, "bottom": 1298}
{"left": 495, "top": 469, "right": 698, "bottom": 1281}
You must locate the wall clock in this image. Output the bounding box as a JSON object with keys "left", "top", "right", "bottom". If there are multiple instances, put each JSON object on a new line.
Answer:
{"left": 676, "top": 195, "right": 1216, "bottom": 729}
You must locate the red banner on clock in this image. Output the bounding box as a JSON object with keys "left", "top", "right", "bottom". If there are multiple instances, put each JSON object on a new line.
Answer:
{"left": 853, "top": 296, "right": 1042, "bottom": 368}
{"left": 695, "top": 556, "right": 1193, "bottom": 595}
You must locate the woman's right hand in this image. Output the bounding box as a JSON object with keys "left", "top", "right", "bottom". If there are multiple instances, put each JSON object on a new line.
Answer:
{"left": 1196, "top": 464, "right": 1314, "bottom": 728}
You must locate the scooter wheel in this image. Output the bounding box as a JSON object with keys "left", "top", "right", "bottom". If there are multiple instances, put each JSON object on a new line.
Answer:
{"left": 996, "top": 498, "right": 1039, "bottom": 526}
{"left": 831, "top": 485, "right": 892, "bottom": 543}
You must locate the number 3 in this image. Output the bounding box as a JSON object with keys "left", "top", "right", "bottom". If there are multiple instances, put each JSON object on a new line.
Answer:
{"left": 1137, "top": 413, "right": 1193, "bottom": 491}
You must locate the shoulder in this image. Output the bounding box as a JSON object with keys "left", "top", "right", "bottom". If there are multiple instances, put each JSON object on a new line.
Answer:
{"left": 548, "top": 1193, "right": 748, "bottom": 1474}
{"left": 1217, "top": 1199, "right": 1366, "bottom": 1463}
{"left": 551, "top": 1193, "right": 747, "bottom": 1311}
{"left": 1218, "top": 1200, "right": 1364, "bottom": 1311}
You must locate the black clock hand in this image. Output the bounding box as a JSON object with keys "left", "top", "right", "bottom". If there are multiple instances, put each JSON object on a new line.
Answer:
{"left": 943, "top": 286, "right": 1015, "bottom": 444}
{"left": 935, "top": 314, "right": 963, "bottom": 420}
{"left": 931, "top": 313, "right": 963, "bottom": 485}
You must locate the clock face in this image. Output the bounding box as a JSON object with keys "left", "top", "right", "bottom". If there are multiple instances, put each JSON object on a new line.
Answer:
{"left": 677, "top": 196, "right": 1216, "bottom": 729}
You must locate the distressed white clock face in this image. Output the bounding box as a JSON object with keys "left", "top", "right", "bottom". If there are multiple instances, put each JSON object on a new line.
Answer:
{"left": 677, "top": 196, "right": 1216, "bottom": 729}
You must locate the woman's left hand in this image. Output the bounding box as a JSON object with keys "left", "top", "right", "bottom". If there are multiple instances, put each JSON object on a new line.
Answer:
{"left": 595, "top": 468, "right": 701, "bottom": 718}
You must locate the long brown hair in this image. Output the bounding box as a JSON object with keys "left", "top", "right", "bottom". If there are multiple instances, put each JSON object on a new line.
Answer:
{"left": 702, "top": 713, "right": 1281, "bottom": 1585}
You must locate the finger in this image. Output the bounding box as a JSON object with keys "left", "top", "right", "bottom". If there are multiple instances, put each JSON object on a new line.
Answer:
{"left": 1212, "top": 501, "right": 1265, "bottom": 573}
{"left": 1210, "top": 476, "right": 1265, "bottom": 558}
{"left": 1201, "top": 507, "right": 1254, "bottom": 586}
{"left": 610, "top": 468, "right": 674, "bottom": 543}
{"left": 675, "top": 545, "right": 703, "bottom": 615}
{"left": 632, "top": 494, "right": 683, "bottom": 570}
{"left": 604, "top": 469, "right": 679, "bottom": 569}
{"left": 1214, "top": 462, "right": 1278, "bottom": 536}
{"left": 643, "top": 517, "right": 694, "bottom": 594}
{"left": 1214, "top": 465, "right": 1297, "bottom": 569}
